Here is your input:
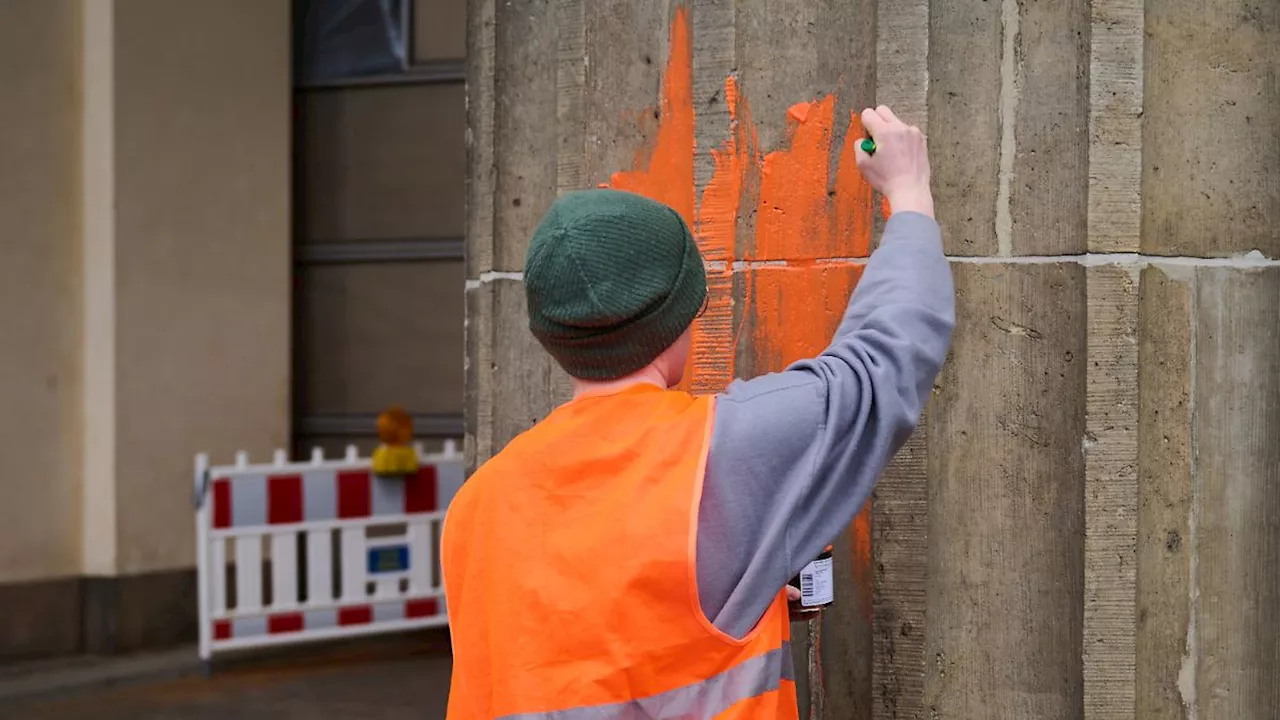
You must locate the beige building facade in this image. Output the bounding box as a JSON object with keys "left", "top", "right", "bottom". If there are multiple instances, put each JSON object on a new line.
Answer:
{"left": 0, "top": 0, "right": 464, "bottom": 659}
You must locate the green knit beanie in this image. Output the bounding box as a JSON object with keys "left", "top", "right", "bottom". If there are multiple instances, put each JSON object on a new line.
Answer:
{"left": 524, "top": 189, "right": 707, "bottom": 381}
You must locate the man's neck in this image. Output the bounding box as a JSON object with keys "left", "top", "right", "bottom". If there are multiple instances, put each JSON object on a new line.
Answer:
{"left": 572, "top": 365, "right": 670, "bottom": 400}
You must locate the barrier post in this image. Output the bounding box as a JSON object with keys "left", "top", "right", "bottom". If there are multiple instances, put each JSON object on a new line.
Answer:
{"left": 194, "top": 452, "right": 211, "bottom": 664}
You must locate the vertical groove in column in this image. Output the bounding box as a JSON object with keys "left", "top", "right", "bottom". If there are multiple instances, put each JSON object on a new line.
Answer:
{"left": 464, "top": 0, "right": 497, "bottom": 466}
{"left": 1185, "top": 269, "right": 1201, "bottom": 720}
{"left": 555, "top": 0, "right": 585, "bottom": 195}
{"left": 463, "top": 284, "right": 492, "bottom": 473}
{"left": 872, "top": 0, "right": 930, "bottom": 717}
{"left": 993, "top": 0, "right": 1019, "bottom": 258}
{"left": 1134, "top": 265, "right": 1193, "bottom": 719}
{"left": 487, "top": 1, "right": 563, "bottom": 452}
{"left": 1087, "top": 0, "right": 1143, "bottom": 252}
{"left": 689, "top": 0, "right": 736, "bottom": 396}
{"left": 465, "top": 0, "right": 496, "bottom": 279}
{"left": 1083, "top": 266, "right": 1139, "bottom": 720}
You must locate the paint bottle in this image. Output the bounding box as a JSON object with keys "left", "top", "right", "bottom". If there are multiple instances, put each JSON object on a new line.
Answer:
{"left": 788, "top": 545, "right": 835, "bottom": 618}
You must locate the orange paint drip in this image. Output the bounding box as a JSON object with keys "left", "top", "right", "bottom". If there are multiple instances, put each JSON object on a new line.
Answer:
{"left": 608, "top": 6, "right": 695, "bottom": 225}
{"left": 851, "top": 501, "right": 873, "bottom": 623}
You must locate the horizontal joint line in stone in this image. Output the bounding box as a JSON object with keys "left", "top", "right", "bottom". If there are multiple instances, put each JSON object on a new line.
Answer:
{"left": 946, "top": 250, "right": 1279, "bottom": 267}
{"left": 466, "top": 271, "right": 525, "bottom": 288}
{"left": 465, "top": 251, "right": 1279, "bottom": 288}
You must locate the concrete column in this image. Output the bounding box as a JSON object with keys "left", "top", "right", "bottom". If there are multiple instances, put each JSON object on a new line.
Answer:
{"left": 469, "top": 0, "right": 1280, "bottom": 717}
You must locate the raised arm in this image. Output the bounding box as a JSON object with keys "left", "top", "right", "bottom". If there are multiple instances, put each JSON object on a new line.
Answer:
{"left": 696, "top": 106, "right": 955, "bottom": 638}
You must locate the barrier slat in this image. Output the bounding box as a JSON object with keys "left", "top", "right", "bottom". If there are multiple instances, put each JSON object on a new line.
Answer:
{"left": 409, "top": 519, "right": 432, "bottom": 593}
{"left": 271, "top": 532, "right": 298, "bottom": 607}
{"left": 306, "top": 529, "right": 332, "bottom": 604}
{"left": 206, "top": 590, "right": 443, "bottom": 620}
{"left": 209, "top": 511, "right": 444, "bottom": 539}
{"left": 236, "top": 537, "right": 263, "bottom": 611}
{"left": 340, "top": 527, "right": 365, "bottom": 601}
{"left": 212, "top": 537, "right": 228, "bottom": 614}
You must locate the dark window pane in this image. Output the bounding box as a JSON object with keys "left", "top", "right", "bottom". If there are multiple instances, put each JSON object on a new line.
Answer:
{"left": 296, "top": 0, "right": 409, "bottom": 84}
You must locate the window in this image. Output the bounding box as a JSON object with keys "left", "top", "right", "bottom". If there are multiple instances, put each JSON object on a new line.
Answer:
{"left": 295, "top": 0, "right": 411, "bottom": 85}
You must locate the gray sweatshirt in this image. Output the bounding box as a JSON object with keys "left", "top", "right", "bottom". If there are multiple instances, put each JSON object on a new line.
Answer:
{"left": 698, "top": 211, "right": 954, "bottom": 638}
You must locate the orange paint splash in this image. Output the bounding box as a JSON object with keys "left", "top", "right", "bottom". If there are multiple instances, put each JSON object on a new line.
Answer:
{"left": 608, "top": 6, "right": 695, "bottom": 225}
{"left": 604, "top": 7, "right": 877, "bottom": 628}
{"left": 748, "top": 263, "right": 865, "bottom": 370}
{"left": 751, "top": 99, "right": 873, "bottom": 261}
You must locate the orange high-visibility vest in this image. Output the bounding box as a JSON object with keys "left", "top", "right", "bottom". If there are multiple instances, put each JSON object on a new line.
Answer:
{"left": 442, "top": 384, "right": 797, "bottom": 719}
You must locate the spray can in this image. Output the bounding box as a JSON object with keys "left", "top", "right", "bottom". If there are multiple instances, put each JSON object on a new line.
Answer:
{"left": 788, "top": 545, "right": 834, "bottom": 618}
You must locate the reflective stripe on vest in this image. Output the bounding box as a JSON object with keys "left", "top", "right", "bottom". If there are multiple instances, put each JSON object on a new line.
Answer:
{"left": 498, "top": 643, "right": 795, "bottom": 720}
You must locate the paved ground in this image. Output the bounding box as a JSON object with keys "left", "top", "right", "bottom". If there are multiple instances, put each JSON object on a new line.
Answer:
{"left": 0, "top": 632, "right": 452, "bottom": 719}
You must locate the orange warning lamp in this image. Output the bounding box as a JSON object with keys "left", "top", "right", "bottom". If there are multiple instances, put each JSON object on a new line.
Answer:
{"left": 372, "top": 406, "right": 419, "bottom": 477}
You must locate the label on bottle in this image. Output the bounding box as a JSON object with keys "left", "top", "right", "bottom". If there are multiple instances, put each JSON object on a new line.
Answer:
{"left": 798, "top": 555, "right": 834, "bottom": 607}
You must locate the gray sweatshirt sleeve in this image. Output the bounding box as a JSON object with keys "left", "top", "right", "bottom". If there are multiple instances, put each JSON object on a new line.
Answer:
{"left": 696, "top": 211, "right": 954, "bottom": 639}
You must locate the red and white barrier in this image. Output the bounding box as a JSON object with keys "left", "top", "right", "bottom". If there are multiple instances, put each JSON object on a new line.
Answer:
{"left": 194, "top": 443, "right": 463, "bottom": 661}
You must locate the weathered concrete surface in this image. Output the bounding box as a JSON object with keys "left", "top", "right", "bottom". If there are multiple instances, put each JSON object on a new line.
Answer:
{"left": 584, "top": 1, "right": 678, "bottom": 189}
{"left": 926, "top": 0, "right": 1000, "bottom": 257}
{"left": 1083, "top": 266, "right": 1139, "bottom": 719}
{"left": 1088, "top": 0, "right": 1144, "bottom": 253}
{"left": 1190, "top": 268, "right": 1280, "bottom": 718}
{"left": 735, "top": 0, "right": 873, "bottom": 162}
{"left": 463, "top": 284, "right": 493, "bottom": 474}
{"left": 1142, "top": 0, "right": 1280, "bottom": 257}
{"left": 871, "top": 3, "right": 931, "bottom": 717}
{"left": 928, "top": 0, "right": 1089, "bottom": 257}
{"left": 491, "top": 0, "right": 558, "bottom": 272}
{"left": 1009, "top": 0, "right": 1091, "bottom": 256}
{"left": 1135, "top": 265, "right": 1194, "bottom": 719}
{"left": 467, "top": 1, "right": 1280, "bottom": 717}
{"left": 923, "top": 263, "right": 1086, "bottom": 720}
{"left": 488, "top": 280, "right": 572, "bottom": 452}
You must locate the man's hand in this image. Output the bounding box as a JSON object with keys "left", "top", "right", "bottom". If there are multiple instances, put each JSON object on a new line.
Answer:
{"left": 856, "top": 105, "right": 934, "bottom": 220}
{"left": 786, "top": 584, "right": 821, "bottom": 621}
